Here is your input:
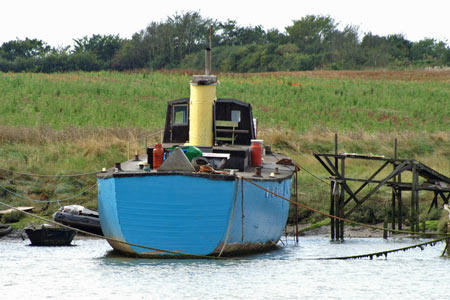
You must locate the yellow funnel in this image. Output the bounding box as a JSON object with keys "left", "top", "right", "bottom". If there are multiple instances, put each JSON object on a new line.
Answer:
{"left": 188, "top": 75, "right": 217, "bottom": 147}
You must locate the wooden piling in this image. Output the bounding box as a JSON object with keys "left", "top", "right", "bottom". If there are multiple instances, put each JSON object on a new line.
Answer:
{"left": 412, "top": 163, "right": 419, "bottom": 233}
{"left": 340, "top": 158, "right": 345, "bottom": 240}
{"left": 334, "top": 133, "right": 339, "bottom": 240}
{"left": 383, "top": 200, "right": 389, "bottom": 239}
{"left": 315, "top": 136, "right": 450, "bottom": 240}
{"left": 391, "top": 139, "right": 397, "bottom": 230}
{"left": 398, "top": 173, "right": 403, "bottom": 230}
{"left": 330, "top": 180, "right": 335, "bottom": 240}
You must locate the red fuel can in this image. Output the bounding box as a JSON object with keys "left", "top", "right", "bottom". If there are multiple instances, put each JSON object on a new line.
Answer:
{"left": 250, "top": 139, "right": 263, "bottom": 167}
{"left": 153, "top": 144, "right": 164, "bottom": 170}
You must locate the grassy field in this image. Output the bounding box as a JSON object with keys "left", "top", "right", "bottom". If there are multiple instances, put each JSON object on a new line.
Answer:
{"left": 0, "top": 70, "right": 449, "bottom": 132}
{"left": 0, "top": 70, "right": 449, "bottom": 229}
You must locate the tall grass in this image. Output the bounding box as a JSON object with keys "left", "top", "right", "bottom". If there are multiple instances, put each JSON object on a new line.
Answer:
{"left": 0, "top": 70, "right": 448, "bottom": 132}
{"left": 0, "top": 70, "right": 449, "bottom": 227}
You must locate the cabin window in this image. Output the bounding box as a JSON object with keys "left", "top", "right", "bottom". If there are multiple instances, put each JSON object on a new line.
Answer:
{"left": 231, "top": 110, "right": 241, "bottom": 122}
{"left": 173, "top": 104, "right": 188, "bottom": 125}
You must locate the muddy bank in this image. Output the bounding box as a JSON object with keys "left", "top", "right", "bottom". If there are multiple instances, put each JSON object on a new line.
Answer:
{"left": 0, "top": 229, "right": 100, "bottom": 241}
{"left": 1, "top": 225, "right": 438, "bottom": 242}
{"left": 285, "top": 224, "right": 425, "bottom": 239}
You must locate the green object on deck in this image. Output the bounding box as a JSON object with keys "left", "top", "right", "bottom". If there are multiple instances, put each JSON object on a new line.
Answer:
{"left": 168, "top": 146, "right": 203, "bottom": 162}
{"left": 184, "top": 146, "right": 203, "bottom": 162}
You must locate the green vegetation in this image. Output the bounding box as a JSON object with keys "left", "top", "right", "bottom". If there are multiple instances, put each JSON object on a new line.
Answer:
{"left": 1, "top": 12, "right": 450, "bottom": 73}
{"left": 0, "top": 71, "right": 449, "bottom": 232}
{"left": 1, "top": 71, "right": 448, "bottom": 132}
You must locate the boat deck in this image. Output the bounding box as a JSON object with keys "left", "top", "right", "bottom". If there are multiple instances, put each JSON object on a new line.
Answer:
{"left": 98, "top": 147, "right": 295, "bottom": 181}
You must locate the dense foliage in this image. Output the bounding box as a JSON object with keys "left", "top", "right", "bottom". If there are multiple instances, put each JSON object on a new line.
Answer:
{"left": 1, "top": 12, "right": 450, "bottom": 73}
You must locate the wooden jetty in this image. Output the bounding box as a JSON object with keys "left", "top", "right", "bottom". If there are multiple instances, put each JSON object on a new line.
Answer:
{"left": 314, "top": 135, "right": 450, "bottom": 240}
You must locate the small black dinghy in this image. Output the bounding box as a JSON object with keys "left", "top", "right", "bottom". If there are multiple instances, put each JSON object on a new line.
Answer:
{"left": 53, "top": 205, "right": 102, "bottom": 235}
{"left": 25, "top": 224, "right": 76, "bottom": 246}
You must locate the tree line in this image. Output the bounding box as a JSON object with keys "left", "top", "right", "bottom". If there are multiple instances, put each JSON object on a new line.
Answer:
{"left": 1, "top": 12, "right": 449, "bottom": 73}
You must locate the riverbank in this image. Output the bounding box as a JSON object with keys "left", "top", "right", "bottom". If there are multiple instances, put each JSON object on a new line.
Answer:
{"left": 2, "top": 223, "right": 439, "bottom": 242}
{"left": 284, "top": 223, "right": 443, "bottom": 239}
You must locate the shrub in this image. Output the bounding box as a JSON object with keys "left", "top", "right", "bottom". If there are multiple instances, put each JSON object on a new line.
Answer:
{"left": 1, "top": 210, "right": 25, "bottom": 223}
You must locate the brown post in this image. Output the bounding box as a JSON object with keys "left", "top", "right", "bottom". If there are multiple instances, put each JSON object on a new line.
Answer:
{"left": 392, "top": 138, "right": 397, "bottom": 230}
{"left": 295, "top": 170, "right": 299, "bottom": 245}
{"left": 383, "top": 200, "right": 389, "bottom": 239}
{"left": 398, "top": 173, "right": 403, "bottom": 230}
{"left": 330, "top": 179, "right": 335, "bottom": 240}
{"left": 340, "top": 158, "right": 345, "bottom": 240}
{"left": 391, "top": 187, "right": 396, "bottom": 231}
{"left": 334, "top": 133, "right": 340, "bottom": 240}
{"left": 414, "top": 165, "right": 420, "bottom": 233}
{"left": 335, "top": 182, "right": 340, "bottom": 239}
{"left": 411, "top": 163, "right": 419, "bottom": 233}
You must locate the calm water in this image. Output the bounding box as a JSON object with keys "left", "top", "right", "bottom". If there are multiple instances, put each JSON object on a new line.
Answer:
{"left": 1, "top": 236, "right": 448, "bottom": 299}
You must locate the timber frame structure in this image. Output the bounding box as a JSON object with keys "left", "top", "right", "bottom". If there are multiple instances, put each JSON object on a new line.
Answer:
{"left": 314, "top": 136, "right": 450, "bottom": 240}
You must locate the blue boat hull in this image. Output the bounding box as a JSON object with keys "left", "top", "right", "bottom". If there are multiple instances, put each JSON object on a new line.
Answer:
{"left": 97, "top": 174, "right": 292, "bottom": 257}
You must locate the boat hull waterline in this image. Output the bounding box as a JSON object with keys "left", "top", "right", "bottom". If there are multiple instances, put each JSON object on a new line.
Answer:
{"left": 97, "top": 174, "right": 292, "bottom": 257}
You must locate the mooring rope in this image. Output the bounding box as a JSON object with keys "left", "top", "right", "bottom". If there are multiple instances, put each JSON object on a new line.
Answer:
{"left": 0, "top": 167, "right": 100, "bottom": 178}
{"left": 317, "top": 237, "right": 448, "bottom": 260}
{"left": 296, "top": 162, "right": 330, "bottom": 185}
{"left": 0, "top": 182, "right": 97, "bottom": 203}
{"left": 0, "top": 199, "right": 227, "bottom": 260}
{"left": 241, "top": 177, "right": 450, "bottom": 237}
{"left": 271, "top": 153, "right": 330, "bottom": 185}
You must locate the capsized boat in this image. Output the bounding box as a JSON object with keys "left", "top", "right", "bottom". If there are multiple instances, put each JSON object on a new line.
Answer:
{"left": 97, "top": 51, "right": 296, "bottom": 257}
{"left": 53, "top": 205, "right": 103, "bottom": 235}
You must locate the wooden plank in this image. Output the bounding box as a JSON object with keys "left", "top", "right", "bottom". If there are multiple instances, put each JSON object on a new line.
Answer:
{"left": 216, "top": 129, "right": 248, "bottom": 134}
{"left": 313, "top": 154, "right": 335, "bottom": 177}
{"left": 216, "top": 120, "right": 238, "bottom": 127}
